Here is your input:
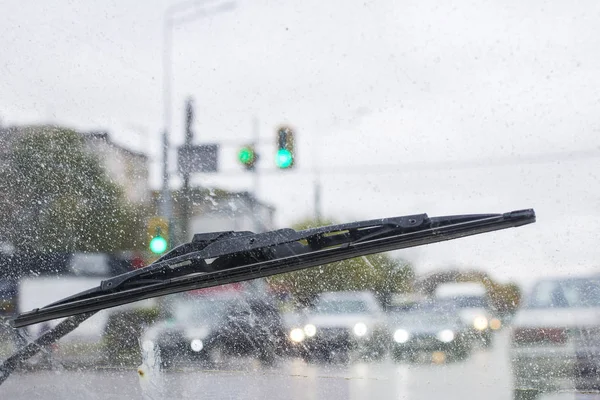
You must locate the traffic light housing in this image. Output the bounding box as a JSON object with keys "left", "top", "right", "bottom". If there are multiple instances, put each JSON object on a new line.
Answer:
{"left": 147, "top": 217, "right": 169, "bottom": 254}
{"left": 238, "top": 145, "right": 258, "bottom": 171}
{"left": 276, "top": 126, "right": 295, "bottom": 169}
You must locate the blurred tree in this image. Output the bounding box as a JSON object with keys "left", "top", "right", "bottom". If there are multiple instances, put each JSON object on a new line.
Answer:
{"left": 267, "top": 217, "right": 414, "bottom": 306}
{"left": 0, "top": 126, "right": 145, "bottom": 254}
{"left": 415, "top": 268, "right": 522, "bottom": 314}
{"left": 487, "top": 282, "right": 521, "bottom": 314}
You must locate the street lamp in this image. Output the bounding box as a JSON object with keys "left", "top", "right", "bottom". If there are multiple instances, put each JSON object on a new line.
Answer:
{"left": 159, "top": 0, "right": 237, "bottom": 229}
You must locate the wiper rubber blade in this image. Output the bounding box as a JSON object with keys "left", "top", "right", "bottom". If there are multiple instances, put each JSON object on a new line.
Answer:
{"left": 12, "top": 209, "right": 535, "bottom": 328}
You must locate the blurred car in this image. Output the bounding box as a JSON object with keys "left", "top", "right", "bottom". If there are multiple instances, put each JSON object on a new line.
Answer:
{"left": 0, "top": 278, "right": 18, "bottom": 319}
{"left": 510, "top": 276, "right": 600, "bottom": 400}
{"left": 435, "top": 282, "right": 495, "bottom": 347}
{"left": 388, "top": 305, "right": 472, "bottom": 362}
{"left": 288, "top": 291, "right": 388, "bottom": 362}
{"left": 141, "top": 291, "right": 286, "bottom": 367}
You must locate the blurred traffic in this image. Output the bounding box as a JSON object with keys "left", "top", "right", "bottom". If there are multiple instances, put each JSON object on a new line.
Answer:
{"left": 387, "top": 304, "right": 472, "bottom": 363}
{"left": 2, "top": 245, "right": 600, "bottom": 400}
{"left": 286, "top": 291, "right": 388, "bottom": 363}
{"left": 141, "top": 288, "right": 287, "bottom": 368}
{"left": 0, "top": 251, "right": 525, "bottom": 364}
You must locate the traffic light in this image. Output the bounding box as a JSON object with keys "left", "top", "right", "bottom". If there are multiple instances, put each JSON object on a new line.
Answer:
{"left": 276, "top": 126, "right": 295, "bottom": 169}
{"left": 238, "top": 145, "right": 258, "bottom": 170}
{"left": 147, "top": 217, "right": 169, "bottom": 254}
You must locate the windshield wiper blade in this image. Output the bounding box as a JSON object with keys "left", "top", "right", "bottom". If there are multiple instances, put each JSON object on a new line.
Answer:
{"left": 0, "top": 208, "right": 535, "bottom": 387}
{"left": 12, "top": 209, "right": 535, "bottom": 328}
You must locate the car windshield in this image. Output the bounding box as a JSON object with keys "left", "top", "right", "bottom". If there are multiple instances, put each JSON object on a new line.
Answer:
{"left": 437, "top": 296, "right": 489, "bottom": 309}
{"left": 525, "top": 279, "right": 600, "bottom": 308}
{"left": 313, "top": 299, "right": 370, "bottom": 315}
{"left": 0, "top": 0, "right": 597, "bottom": 399}
{"left": 394, "top": 312, "right": 455, "bottom": 327}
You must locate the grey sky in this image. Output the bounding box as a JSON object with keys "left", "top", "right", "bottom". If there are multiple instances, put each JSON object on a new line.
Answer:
{"left": 1, "top": 0, "right": 599, "bottom": 285}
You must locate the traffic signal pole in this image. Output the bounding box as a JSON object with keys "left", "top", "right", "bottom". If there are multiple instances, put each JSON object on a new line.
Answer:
{"left": 181, "top": 98, "right": 195, "bottom": 242}
{"left": 160, "top": 130, "right": 172, "bottom": 229}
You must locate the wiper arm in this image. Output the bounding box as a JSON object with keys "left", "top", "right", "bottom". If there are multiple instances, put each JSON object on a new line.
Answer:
{"left": 12, "top": 209, "right": 535, "bottom": 328}
{"left": 0, "top": 312, "right": 95, "bottom": 385}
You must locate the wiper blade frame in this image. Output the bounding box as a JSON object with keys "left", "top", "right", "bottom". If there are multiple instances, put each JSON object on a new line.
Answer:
{"left": 12, "top": 209, "right": 535, "bottom": 328}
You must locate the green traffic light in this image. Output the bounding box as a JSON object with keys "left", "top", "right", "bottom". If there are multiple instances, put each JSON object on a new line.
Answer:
{"left": 276, "top": 148, "right": 293, "bottom": 168}
{"left": 238, "top": 147, "right": 255, "bottom": 165}
{"left": 149, "top": 235, "right": 168, "bottom": 254}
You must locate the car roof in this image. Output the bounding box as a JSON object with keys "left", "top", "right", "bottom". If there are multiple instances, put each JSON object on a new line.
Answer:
{"left": 533, "top": 276, "right": 600, "bottom": 284}
{"left": 435, "top": 282, "right": 487, "bottom": 297}
{"left": 318, "top": 291, "right": 377, "bottom": 301}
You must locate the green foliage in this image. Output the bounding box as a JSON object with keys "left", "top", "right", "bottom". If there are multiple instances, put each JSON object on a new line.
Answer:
{"left": 267, "top": 217, "right": 414, "bottom": 305}
{"left": 416, "top": 269, "right": 522, "bottom": 314}
{"left": 487, "top": 282, "right": 521, "bottom": 314}
{"left": 0, "top": 126, "right": 145, "bottom": 252}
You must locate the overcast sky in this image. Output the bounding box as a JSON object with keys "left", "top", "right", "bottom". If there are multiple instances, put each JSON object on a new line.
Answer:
{"left": 2, "top": 0, "right": 600, "bottom": 286}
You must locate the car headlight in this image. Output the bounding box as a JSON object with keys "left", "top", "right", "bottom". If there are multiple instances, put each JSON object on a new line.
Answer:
{"left": 353, "top": 322, "right": 368, "bottom": 337}
{"left": 141, "top": 340, "right": 155, "bottom": 352}
{"left": 393, "top": 329, "right": 410, "bottom": 343}
{"left": 190, "top": 339, "right": 204, "bottom": 352}
{"left": 304, "top": 324, "right": 317, "bottom": 337}
{"left": 290, "top": 328, "right": 306, "bottom": 343}
{"left": 473, "top": 316, "right": 488, "bottom": 331}
{"left": 436, "top": 329, "right": 455, "bottom": 343}
{"left": 489, "top": 318, "right": 502, "bottom": 330}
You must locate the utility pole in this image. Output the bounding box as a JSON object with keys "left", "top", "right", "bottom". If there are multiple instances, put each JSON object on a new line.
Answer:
{"left": 313, "top": 121, "right": 322, "bottom": 222}
{"left": 251, "top": 117, "right": 262, "bottom": 233}
{"left": 314, "top": 179, "right": 322, "bottom": 222}
{"left": 181, "top": 97, "right": 195, "bottom": 241}
{"left": 160, "top": 130, "right": 172, "bottom": 221}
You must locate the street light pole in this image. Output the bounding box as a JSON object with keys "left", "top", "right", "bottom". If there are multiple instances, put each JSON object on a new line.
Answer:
{"left": 160, "top": 14, "right": 173, "bottom": 223}
{"left": 159, "top": 0, "right": 237, "bottom": 244}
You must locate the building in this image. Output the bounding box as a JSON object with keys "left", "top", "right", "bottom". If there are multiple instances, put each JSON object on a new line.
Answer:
{"left": 82, "top": 131, "right": 150, "bottom": 204}
{"left": 0, "top": 126, "right": 150, "bottom": 205}
{"left": 189, "top": 191, "right": 276, "bottom": 236}
{"left": 161, "top": 188, "right": 276, "bottom": 243}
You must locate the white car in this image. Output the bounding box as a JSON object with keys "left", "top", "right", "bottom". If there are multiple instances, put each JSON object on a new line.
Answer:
{"left": 434, "top": 283, "right": 495, "bottom": 347}
{"left": 288, "top": 291, "right": 388, "bottom": 362}
{"left": 510, "top": 276, "right": 600, "bottom": 400}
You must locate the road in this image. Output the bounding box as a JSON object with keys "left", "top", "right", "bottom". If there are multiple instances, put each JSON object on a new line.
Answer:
{"left": 1, "top": 331, "right": 598, "bottom": 400}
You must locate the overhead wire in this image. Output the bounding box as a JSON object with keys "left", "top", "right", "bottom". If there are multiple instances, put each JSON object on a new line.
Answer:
{"left": 191, "top": 147, "right": 600, "bottom": 177}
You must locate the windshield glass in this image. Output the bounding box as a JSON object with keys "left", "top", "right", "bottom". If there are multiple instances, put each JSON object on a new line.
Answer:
{"left": 0, "top": 0, "right": 597, "bottom": 399}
